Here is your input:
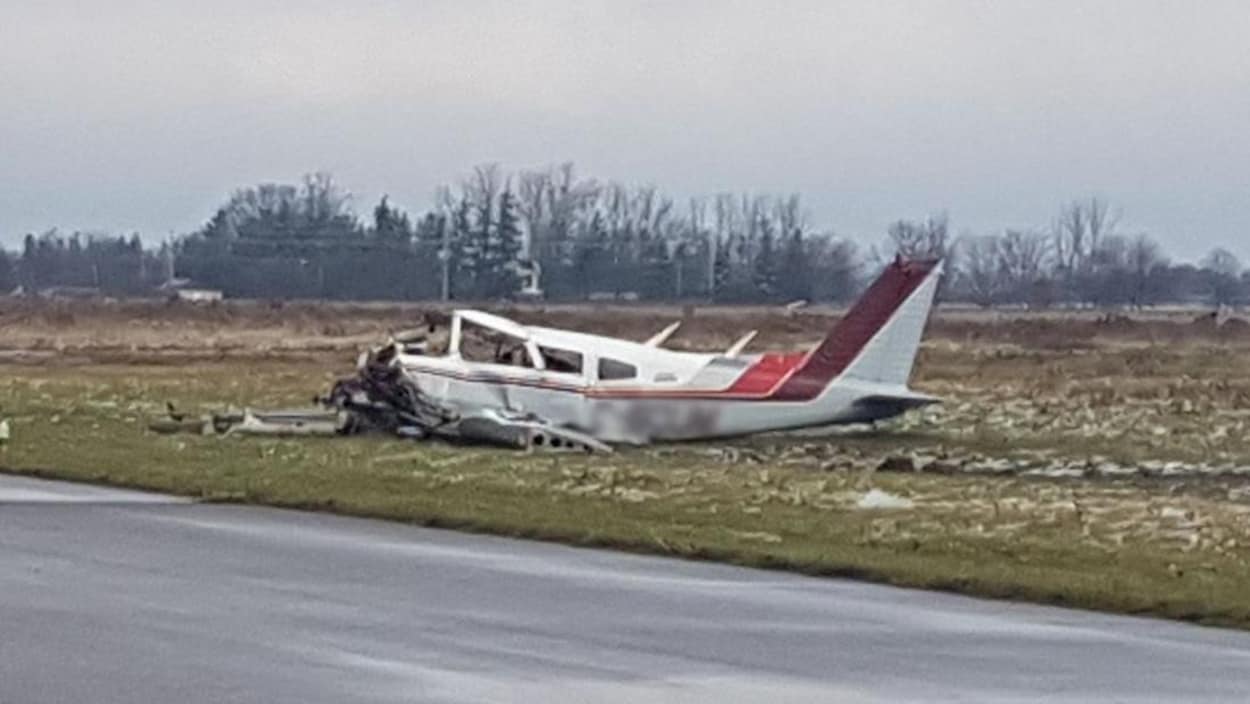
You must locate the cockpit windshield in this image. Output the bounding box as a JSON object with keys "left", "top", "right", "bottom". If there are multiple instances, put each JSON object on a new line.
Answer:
{"left": 459, "top": 317, "right": 534, "bottom": 368}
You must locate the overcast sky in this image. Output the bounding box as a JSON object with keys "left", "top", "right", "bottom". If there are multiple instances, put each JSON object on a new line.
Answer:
{"left": 2, "top": 0, "right": 1248, "bottom": 262}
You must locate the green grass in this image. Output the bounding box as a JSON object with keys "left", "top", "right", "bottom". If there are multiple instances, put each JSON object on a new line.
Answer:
{"left": 3, "top": 360, "right": 1250, "bottom": 629}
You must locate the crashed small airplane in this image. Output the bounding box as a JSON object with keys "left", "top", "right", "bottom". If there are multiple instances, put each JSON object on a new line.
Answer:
{"left": 321, "top": 257, "right": 943, "bottom": 452}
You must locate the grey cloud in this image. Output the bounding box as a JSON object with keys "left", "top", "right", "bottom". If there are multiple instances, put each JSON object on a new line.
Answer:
{"left": 1, "top": 0, "right": 1248, "bottom": 261}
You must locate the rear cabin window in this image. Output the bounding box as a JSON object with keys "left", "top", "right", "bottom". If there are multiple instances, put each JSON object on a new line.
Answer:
{"left": 539, "top": 346, "right": 583, "bottom": 374}
{"left": 597, "top": 358, "right": 638, "bottom": 381}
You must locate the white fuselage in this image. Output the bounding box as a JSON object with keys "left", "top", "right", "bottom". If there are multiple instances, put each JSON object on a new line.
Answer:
{"left": 394, "top": 258, "right": 943, "bottom": 444}
{"left": 398, "top": 353, "right": 885, "bottom": 444}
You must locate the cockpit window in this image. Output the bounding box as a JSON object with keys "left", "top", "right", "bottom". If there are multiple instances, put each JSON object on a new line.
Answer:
{"left": 460, "top": 319, "right": 533, "bottom": 368}
{"left": 539, "top": 346, "right": 583, "bottom": 374}
{"left": 597, "top": 358, "right": 637, "bottom": 381}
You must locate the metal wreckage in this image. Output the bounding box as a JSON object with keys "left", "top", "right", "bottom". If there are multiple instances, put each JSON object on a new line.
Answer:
{"left": 152, "top": 258, "right": 943, "bottom": 453}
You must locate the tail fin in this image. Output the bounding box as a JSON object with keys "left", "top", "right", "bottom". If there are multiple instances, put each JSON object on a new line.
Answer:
{"left": 771, "top": 257, "right": 942, "bottom": 400}
{"left": 838, "top": 258, "right": 942, "bottom": 387}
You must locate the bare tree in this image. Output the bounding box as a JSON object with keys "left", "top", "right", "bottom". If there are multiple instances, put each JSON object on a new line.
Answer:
{"left": 521, "top": 163, "right": 600, "bottom": 263}
{"left": 1125, "top": 234, "right": 1164, "bottom": 307}
{"left": 823, "top": 236, "right": 861, "bottom": 302}
{"left": 686, "top": 197, "right": 708, "bottom": 238}
{"left": 711, "top": 192, "right": 742, "bottom": 267}
{"left": 1054, "top": 196, "right": 1117, "bottom": 276}
{"left": 465, "top": 163, "right": 503, "bottom": 232}
{"left": 517, "top": 168, "right": 552, "bottom": 260}
{"left": 885, "top": 213, "right": 949, "bottom": 260}
{"left": 773, "top": 194, "right": 806, "bottom": 239}
{"left": 1091, "top": 234, "right": 1129, "bottom": 270}
{"left": 301, "top": 172, "right": 351, "bottom": 223}
{"left": 997, "top": 229, "right": 1050, "bottom": 296}
{"left": 1202, "top": 247, "right": 1242, "bottom": 277}
{"left": 739, "top": 195, "right": 768, "bottom": 263}
{"left": 1202, "top": 247, "right": 1243, "bottom": 305}
{"left": 958, "top": 235, "right": 1002, "bottom": 307}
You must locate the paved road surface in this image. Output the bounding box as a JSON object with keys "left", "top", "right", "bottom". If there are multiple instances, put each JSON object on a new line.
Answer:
{"left": 2, "top": 473, "right": 1249, "bottom": 703}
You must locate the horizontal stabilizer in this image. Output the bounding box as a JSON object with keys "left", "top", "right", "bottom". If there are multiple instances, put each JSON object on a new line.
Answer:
{"left": 855, "top": 391, "right": 940, "bottom": 409}
{"left": 725, "top": 330, "right": 758, "bottom": 356}
{"left": 645, "top": 321, "right": 682, "bottom": 348}
{"left": 851, "top": 391, "right": 941, "bottom": 421}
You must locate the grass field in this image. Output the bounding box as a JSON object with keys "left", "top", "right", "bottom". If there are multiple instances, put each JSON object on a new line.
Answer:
{"left": 3, "top": 299, "right": 1250, "bottom": 627}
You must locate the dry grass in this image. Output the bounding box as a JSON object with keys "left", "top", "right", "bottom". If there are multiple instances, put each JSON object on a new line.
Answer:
{"left": 3, "top": 300, "right": 1250, "bottom": 627}
{"left": 3, "top": 297, "right": 1247, "bottom": 359}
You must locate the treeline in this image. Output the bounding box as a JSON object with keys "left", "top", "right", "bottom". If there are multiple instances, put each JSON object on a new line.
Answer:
{"left": 170, "top": 167, "right": 860, "bottom": 303}
{"left": 948, "top": 199, "right": 1247, "bottom": 308}
{"left": 3, "top": 166, "right": 1248, "bottom": 308}
{"left": 3, "top": 231, "right": 170, "bottom": 295}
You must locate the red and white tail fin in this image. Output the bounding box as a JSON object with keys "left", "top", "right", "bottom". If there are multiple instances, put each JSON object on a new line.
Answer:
{"left": 839, "top": 258, "right": 943, "bottom": 387}
{"left": 770, "top": 257, "right": 942, "bottom": 400}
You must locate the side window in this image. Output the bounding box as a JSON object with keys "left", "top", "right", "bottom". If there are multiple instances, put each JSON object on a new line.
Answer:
{"left": 598, "top": 357, "right": 637, "bottom": 381}
{"left": 539, "top": 346, "right": 583, "bottom": 375}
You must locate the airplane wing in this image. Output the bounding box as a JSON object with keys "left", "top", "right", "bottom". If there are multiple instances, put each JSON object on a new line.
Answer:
{"left": 452, "top": 409, "right": 613, "bottom": 453}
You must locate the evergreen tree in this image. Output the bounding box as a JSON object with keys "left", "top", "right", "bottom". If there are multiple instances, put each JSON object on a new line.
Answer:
{"left": 450, "top": 197, "right": 475, "bottom": 299}
{"left": 371, "top": 195, "right": 413, "bottom": 246}
{"left": 415, "top": 212, "right": 447, "bottom": 247}
{"left": 487, "top": 188, "right": 523, "bottom": 297}
{"left": 752, "top": 220, "right": 779, "bottom": 300}
{"left": 458, "top": 190, "right": 496, "bottom": 298}
{"left": 0, "top": 250, "right": 15, "bottom": 292}
{"left": 778, "top": 228, "right": 810, "bottom": 301}
{"left": 712, "top": 234, "right": 731, "bottom": 300}
{"left": 570, "top": 210, "right": 609, "bottom": 297}
{"left": 21, "top": 234, "right": 37, "bottom": 288}
{"left": 197, "top": 208, "right": 236, "bottom": 252}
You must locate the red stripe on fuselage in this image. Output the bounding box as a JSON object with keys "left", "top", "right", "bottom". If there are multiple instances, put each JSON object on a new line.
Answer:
{"left": 724, "top": 352, "right": 806, "bottom": 394}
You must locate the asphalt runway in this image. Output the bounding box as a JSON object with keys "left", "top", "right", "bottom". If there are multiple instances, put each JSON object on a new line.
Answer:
{"left": 2, "top": 474, "right": 1249, "bottom": 703}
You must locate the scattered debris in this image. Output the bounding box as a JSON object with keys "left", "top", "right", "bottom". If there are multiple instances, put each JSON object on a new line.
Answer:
{"left": 877, "top": 455, "right": 917, "bottom": 473}
{"left": 147, "top": 416, "right": 211, "bottom": 435}
{"left": 147, "top": 348, "right": 611, "bottom": 453}
{"left": 729, "top": 529, "right": 784, "bottom": 543}
{"left": 223, "top": 409, "right": 345, "bottom": 437}
{"left": 319, "top": 348, "right": 611, "bottom": 453}
{"left": 698, "top": 438, "right": 1250, "bottom": 480}
{"left": 857, "top": 489, "right": 914, "bottom": 510}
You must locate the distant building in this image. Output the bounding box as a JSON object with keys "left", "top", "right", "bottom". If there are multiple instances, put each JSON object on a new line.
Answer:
{"left": 511, "top": 259, "right": 544, "bottom": 301}
{"left": 172, "top": 288, "right": 224, "bottom": 303}
{"left": 37, "top": 286, "right": 102, "bottom": 299}
{"left": 158, "top": 277, "right": 224, "bottom": 303}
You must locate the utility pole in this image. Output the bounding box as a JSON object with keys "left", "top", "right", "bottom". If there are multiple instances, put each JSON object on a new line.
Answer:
{"left": 673, "top": 242, "right": 684, "bottom": 300}
{"left": 706, "top": 233, "right": 717, "bottom": 301}
{"left": 162, "top": 244, "right": 175, "bottom": 285}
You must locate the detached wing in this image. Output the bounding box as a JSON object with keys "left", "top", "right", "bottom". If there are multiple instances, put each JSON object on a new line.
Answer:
{"left": 448, "top": 409, "right": 614, "bottom": 454}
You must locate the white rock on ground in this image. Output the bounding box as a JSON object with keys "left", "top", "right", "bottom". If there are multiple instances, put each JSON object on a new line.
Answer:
{"left": 856, "top": 489, "right": 914, "bottom": 510}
